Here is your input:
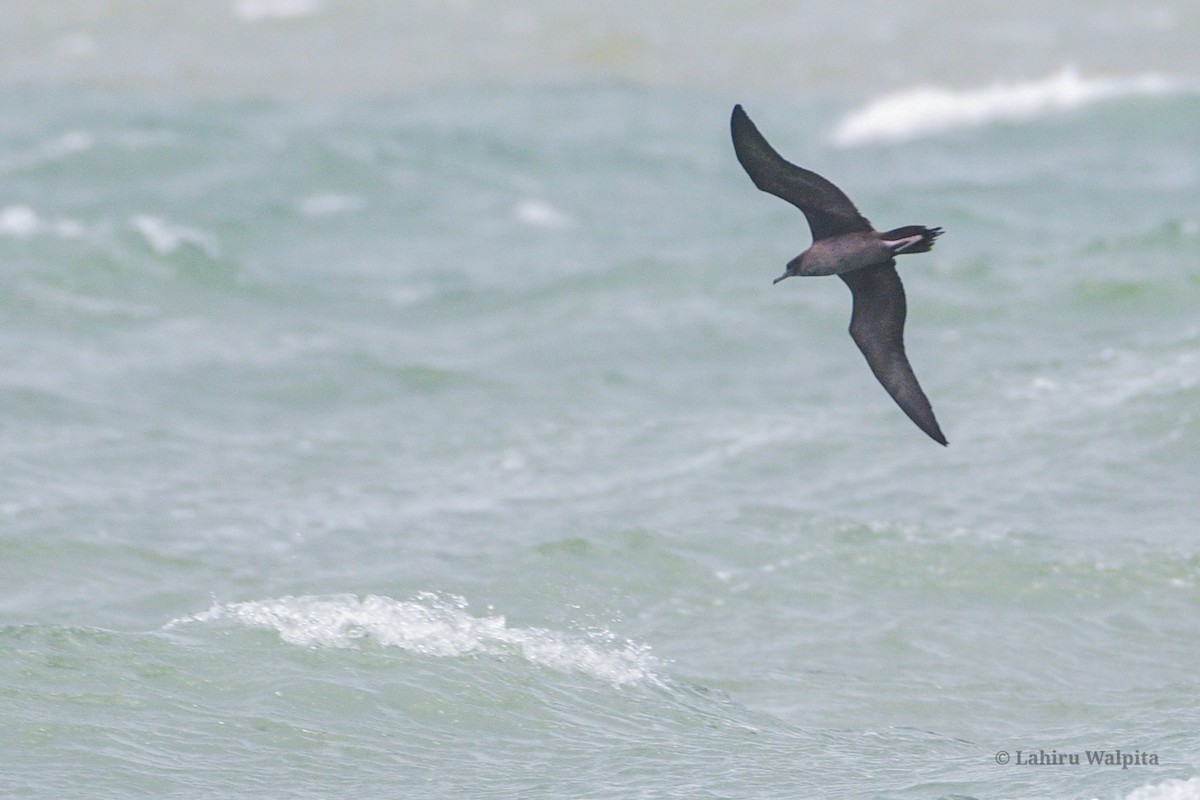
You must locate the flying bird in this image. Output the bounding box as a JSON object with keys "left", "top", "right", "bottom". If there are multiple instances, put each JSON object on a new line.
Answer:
{"left": 730, "top": 104, "right": 948, "bottom": 445}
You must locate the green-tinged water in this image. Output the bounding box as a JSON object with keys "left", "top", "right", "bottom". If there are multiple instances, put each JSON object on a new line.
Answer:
{"left": 2, "top": 4, "right": 1200, "bottom": 799}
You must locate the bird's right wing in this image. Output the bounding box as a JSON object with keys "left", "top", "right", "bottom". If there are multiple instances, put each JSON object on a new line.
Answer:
{"left": 731, "top": 104, "right": 873, "bottom": 241}
{"left": 840, "top": 263, "right": 948, "bottom": 445}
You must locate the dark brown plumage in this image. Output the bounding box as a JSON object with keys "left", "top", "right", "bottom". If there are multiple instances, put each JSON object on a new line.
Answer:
{"left": 731, "top": 104, "right": 948, "bottom": 445}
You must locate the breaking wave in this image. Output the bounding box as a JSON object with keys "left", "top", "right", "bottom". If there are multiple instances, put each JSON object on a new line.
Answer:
{"left": 168, "top": 593, "right": 661, "bottom": 687}
{"left": 831, "top": 67, "right": 1183, "bottom": 146}
{"left": 1124, "top": 777, "right": 1200, "bottom": 800}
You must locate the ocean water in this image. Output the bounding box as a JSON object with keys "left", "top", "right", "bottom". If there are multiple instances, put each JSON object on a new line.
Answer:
{"left": 2, "top": 3, "right": 1199, "bottom": 799}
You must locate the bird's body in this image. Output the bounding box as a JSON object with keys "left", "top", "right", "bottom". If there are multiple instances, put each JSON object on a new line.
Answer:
{"left": 730, "top": 104, "right": 948, "bottom": 445}
{"left": 786, "top": 231, "right": 895, "bottom": 277}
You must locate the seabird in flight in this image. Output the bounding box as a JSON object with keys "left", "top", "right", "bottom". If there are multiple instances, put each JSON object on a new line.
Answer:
{"left": 731, "top": 104, "right": 948, "bottom": 445}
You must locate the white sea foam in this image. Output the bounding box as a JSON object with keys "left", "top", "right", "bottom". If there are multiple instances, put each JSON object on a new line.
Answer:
{"left": 0, "top": 205, "right": 89, "bottom": 240}
{"left": 0, "top": 205, "right": 41, "bottom": 238}
{"left": 170, "top": 593, "right": 660, "bottom": 687}
{"left": 21, "top": 283, "right": 158, "bottom": 318}
{"left": 54, "top": 130, "right": 94, "bottom": 154}
{"left": 53, "top": 32, "right": 97, "bottom": 59}
{"left": 130, "top": 215, "right": 220, "bottom": 257}
{"left": 232, "top": 0, "right": 322, "bottom": 22}
{"left": 1123, "top": 777, "right": 1200, "bottom": 800}
{"left": 294, "top": 192, "right": 365, "bottom": 217}
{"left": 515, "top": 199, "right": 573, "bottom": 229}
{"left": 831, "top": 67, "right": 1181, "bottom": 147}
{"left": 1011, "top": 347, "right": 1198, "bottom": 411}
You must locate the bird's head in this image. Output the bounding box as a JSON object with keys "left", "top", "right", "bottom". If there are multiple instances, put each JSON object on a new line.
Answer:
{"left": 773, "top": 254, "right": 804, "bottom": 284}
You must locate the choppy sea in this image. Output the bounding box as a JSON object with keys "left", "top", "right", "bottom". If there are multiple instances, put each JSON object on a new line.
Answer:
{"left": 2, "top": 2, "right": 1199, "bottom": 798}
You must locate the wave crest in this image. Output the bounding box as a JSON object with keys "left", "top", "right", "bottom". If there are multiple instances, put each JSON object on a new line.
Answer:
{"left": 1126, "top": 777, "right": 1200, "bottom": 800}
{"left": 831, "top": 67, "right": 1181, "bottom": 147}
{"left": 169, "top": 593, "right": 661, "bottom": 687}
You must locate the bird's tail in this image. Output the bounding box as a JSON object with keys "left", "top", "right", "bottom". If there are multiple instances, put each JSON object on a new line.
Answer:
{"left": 882, "top": 225, "right": 943, "bottom": 255}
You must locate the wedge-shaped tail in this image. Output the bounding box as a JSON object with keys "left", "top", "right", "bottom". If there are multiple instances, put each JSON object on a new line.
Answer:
{"left": 881, "top": 225, "right": 942, "bottom": 255}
